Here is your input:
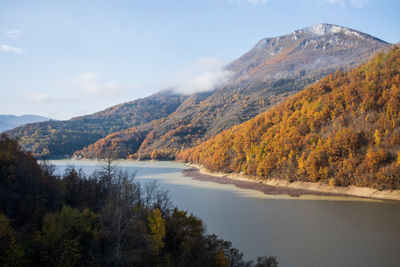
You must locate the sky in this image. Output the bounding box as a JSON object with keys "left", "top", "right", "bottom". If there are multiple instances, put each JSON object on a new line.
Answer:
{"left": 1, "top": 0, "right": 399, "bottom": 120}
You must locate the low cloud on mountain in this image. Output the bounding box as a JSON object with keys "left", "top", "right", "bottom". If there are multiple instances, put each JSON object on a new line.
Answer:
{"left": 169, "top": 57, "right": 234, "bottom": 95}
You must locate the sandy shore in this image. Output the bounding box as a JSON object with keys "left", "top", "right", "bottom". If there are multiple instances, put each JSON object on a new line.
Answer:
{"left": 183, "top": 163, "right": 400, "bottom": 202}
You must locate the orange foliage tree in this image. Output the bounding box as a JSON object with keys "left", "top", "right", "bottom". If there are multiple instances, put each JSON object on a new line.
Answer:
{"left": 178, "top": 46, "right": 400, "bottom": 190}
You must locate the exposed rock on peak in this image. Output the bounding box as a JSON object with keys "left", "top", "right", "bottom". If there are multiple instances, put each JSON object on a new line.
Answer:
{"left": 228, "top": 24, "right": 390, "bottom": 83}
{"left": 301, "top": 23, "right": 361, "bottom": 36}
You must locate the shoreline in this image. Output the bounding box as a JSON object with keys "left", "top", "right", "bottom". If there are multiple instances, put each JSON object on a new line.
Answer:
{"left": 183, "top": 163, "right": 400, "bottom": 202}
{"left": 51, "top": 158, "right": 400, "bottom": 202}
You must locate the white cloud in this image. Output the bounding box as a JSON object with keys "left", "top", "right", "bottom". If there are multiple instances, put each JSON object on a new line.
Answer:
{"left": 21, "top": 91, "right": 80, "bottom": 104}
{"left": 0, "top": 45, "right": 25, "bottom": 54}
{"left": 21, "top": 92, "right": 54, "bottom": 103}
{"left": 27, "top": 93, "right": 50, "bottom": 103}
{"left": 228, "top": 0, "right": 269, "bottom": 4}
{"left": 18, "top": 74, "right": 142, "bottom": 119}
{"left": 5, "top": 29, "right": 22, "bottom": 37}
{"left": 175, "top": 69, "right": 233, "bottom": 94}
{"left": 169, "top": 57, "right": 234, "bottom": 95}
{"left": 322, "top": 0, "right": 345, "bottom": 6}
{"left": 23, "top": 73, "right": 139, "bottom": 104}
{"left": 350, "top": 0, "right": 369, "bottom": 7}
{"left": 319, "top": 0, "right": 369, "bottom": 7}
{"left": 196, "top": 57, "right": 227, "bottom": 69}
{"left": 71, "top": 72, "right": 134, "bottom": 98}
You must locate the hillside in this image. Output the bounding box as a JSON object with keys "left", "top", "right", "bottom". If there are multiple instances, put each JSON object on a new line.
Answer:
{"left": 76, "top": 24, "right": 391, "bottom": 160}
{"left": 178, "top": 46, "right": 400, "bottom": 190}
{"left": 0, "top": 114, "right": 50, "bottom": 132}
{"left": 78, "top": 78, "right": 314, "bottom": 159}
{"left": 73, "top": 121, "right": 156, "bottom": 159}
{"left": 8, "top": 24, "right": 391, "bottom": 159}
{"left": 0, "top": 135, "right": 274, "bottom": 266}
{"left": 6, "top": 92, "right": 186, "bottom": 158}
{"left": 227, "top": 23, "right": 388, "bottom": 83}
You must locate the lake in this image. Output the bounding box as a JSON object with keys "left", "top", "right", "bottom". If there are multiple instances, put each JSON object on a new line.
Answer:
{"left": 51, "top": 160, "right": 400, "bottom": 267}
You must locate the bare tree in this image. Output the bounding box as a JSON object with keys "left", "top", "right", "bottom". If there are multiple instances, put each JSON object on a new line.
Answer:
{"left": 101, "top": 169, "right": 140, "bottom": 266}
{"left": 97, "top": 156, "right": 171, "bottom": 266}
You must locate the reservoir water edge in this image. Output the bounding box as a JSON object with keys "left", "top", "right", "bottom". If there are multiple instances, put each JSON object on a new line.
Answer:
{"left": 50, "top": 160, "right": 400, "bottom": 267}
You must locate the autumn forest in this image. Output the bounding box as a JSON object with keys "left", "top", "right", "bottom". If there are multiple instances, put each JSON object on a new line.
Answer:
{"left": 179, "top": 46, "right": 400, "bottom": 190}
{"left": 2, "top": 10, "right": 400, "bottom": 265}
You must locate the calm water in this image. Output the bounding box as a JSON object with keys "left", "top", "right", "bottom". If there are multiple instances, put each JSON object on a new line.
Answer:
{"left": 51, "top": 160, "right": 400, "bottom": 267}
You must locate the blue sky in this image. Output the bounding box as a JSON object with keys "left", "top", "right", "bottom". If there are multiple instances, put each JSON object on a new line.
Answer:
{"left": 1, "top": 0, "right": 399, "bottom": 119}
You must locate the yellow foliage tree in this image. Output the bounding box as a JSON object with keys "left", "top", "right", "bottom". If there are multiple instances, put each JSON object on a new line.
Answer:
{"left": 177, "top": 46, "right": 400, "bottom": 190}
{"left": 148, "top": 208, "right": 166, "bottom": 256}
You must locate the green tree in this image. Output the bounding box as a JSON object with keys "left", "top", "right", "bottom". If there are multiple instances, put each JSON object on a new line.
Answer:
{"left": 0, "top": 213, "right": 25, "bottom": 266}
{"left": 38, "top": 206, "right": 94, "bottom": 266}
{"left": 148, "top": 208, "right": 166, "bottom": 256}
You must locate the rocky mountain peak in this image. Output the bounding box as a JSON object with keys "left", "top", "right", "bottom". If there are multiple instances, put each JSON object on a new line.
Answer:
{"left": 300, "top": 23, "right": 362, "bottom": 37}
{"left": 228, "top": 24, "right": 391, "bottom": 82}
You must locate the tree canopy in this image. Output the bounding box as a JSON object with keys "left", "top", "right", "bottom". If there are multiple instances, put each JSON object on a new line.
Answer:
{"left": 0, "top": 135, "right": 277, "bottom": 266}
{"left": 178, "top": 46, "right": 400, "bottom": 190}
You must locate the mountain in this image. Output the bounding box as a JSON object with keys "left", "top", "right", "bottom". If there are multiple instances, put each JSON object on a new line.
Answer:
{"left": 77, "top": 24, "right": 390, "bottom": 160}
{"left": 73, "top": 121, "right": 157, "bottom": 159}
{"left": 0, "top": 115, "right": 50, "bottom": 132}
{"left": 6, "top": 92, "right": 186, "bottom": 158}
{"left": 178, "top": 46, "right": 400, "bottom": 190}
{"left": 7, "top": 24, "right": 391, "bottom": 159}
{"left": 227, "top": 23, "right": 389, "bottom": 82}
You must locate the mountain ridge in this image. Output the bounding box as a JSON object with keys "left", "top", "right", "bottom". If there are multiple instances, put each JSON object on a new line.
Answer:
{"left": 0, "top": 114, "right": 50, "bottom": 132}
{"left": 6, "top": 93, "right": 186, "bottom": 158}
{"left": 227, "top": 23, "right": 390, "bottom": 83}
{"left": 6, "top": 24, "right": 392, "bottom": 159}
{"left": 127, "top": 23, "right": 391, "bottom": 158}
{"left": 178, "top": 46, "right": 400, "bottom": 190}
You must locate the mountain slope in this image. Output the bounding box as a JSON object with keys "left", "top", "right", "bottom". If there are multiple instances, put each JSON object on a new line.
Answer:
{"left": 137, "top": 78, "right": 316, "bottom": 158}
{"left": 8, "top": 24, "right": 391, "bottom": 159}
{"left": 100, "top": 24, "right": 390, "bottom": 159}
{"left": 0, "top": 114, "right": 50, "bottom": 132}
{"left": 73, "top": 121, "right": 156, "bottom": 159}
{"left": 6, "top": 92, "right": 186, "bottom": 158}
{"left": 178, "top": 46, "right": 400, "bottom": 190}
{"left": 228, "top": 23, "right": 388, "bottom": 82}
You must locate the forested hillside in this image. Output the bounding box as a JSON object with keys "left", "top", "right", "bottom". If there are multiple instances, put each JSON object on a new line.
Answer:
{"left": 75, "top": 24, "right": 390, "bottom": 160}
{"left": 0, "top": 135, "right": 278, "bottom": 266}
{"left": 78, "top": 78, "right": 316, "bottom": 160}
{"left": 74, "top": 121, "right": 156, "bottom": 159}
{"left": 6, "top": 92, "right": 186, "bottom": 158}
{"left": 7, "top": 24, "right": 391, "bottom": 159}
{"left": 178, "top": 46, "right": 400, "bottom": 190}
{"left": 134, "top": 24, "right": 390, "bottom": 158}
{"left": 136, "top": 77, "right": 319, "bottom": 159}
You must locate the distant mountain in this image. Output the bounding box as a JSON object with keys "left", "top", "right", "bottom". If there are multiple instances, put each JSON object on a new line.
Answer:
{"left": 0, "top": 115, "right": 50, "bottom": 132}
{"left": 178, "top": 46, "right": 400, "bottom": 190}
{"left": 7, "top": 24, "right": 392, "bottom": 159}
